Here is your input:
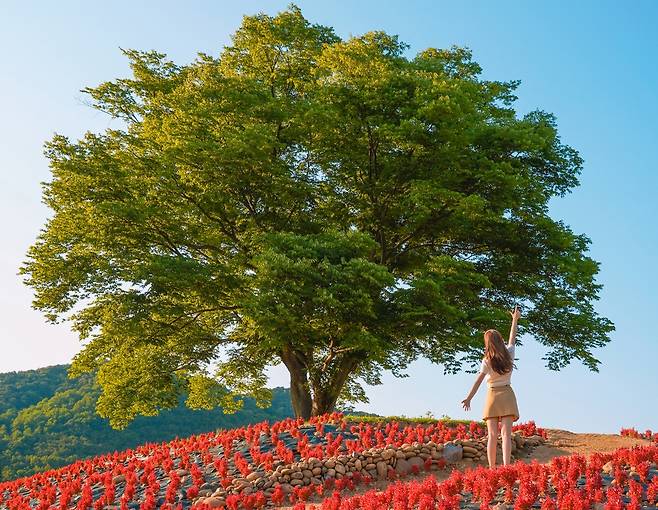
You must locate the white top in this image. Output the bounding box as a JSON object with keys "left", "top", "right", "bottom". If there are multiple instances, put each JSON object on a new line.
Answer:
{"left": 479, "top": 344, "right": 515, "bottom": 387}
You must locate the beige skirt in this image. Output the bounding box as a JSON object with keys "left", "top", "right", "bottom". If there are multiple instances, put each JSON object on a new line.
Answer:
{"left": 483, "top": 385, "right": 519, "bottom": 422}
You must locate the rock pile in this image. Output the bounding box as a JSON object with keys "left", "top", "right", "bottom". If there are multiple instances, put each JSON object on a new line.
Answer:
{"left": 196, "top": 432, "right": 546, "bottom": 507}
{"left": 460, "top": 432, "right": 545, "bottom": 464}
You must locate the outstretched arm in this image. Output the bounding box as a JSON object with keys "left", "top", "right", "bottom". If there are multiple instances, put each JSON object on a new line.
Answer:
{"left": 508, "top": 305, "right": 521, "bottom": 346}
{"left": 461, "top": 372, "right": 486, "bottom": 411}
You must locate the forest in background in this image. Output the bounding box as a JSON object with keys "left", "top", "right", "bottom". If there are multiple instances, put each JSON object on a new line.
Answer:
{"left": 0, "top": 365, "right": 293, "bottom": 481}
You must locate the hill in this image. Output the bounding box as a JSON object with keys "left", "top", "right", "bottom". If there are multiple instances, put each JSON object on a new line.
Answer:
{"left": 0, "top": 365, "right": 293, "bottom": 480}
{"left": 0, "top": 413, "right": 654, "bottom": 510}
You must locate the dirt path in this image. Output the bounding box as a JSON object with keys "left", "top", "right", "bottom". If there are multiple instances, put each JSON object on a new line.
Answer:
{"left": 520, "top": 428, "right": 651, "bottom": 464}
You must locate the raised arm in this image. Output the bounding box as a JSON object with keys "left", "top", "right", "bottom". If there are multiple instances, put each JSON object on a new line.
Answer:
{"left": 508, "top": 305, "right": 521, "bottom": 346}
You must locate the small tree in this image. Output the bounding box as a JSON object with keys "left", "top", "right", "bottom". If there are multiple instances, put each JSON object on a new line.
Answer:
{"left": 21, "top": 6, "right": 613, "bottom": 428}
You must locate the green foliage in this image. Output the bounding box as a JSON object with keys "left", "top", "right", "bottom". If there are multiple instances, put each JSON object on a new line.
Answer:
{"left": 343, "top": 414, "right": 484, "bottom": 427}
{"left": 21, "top": 5, "right": 613, "bottom": 423}
{"left": 0, "top": 365, "right": 292, "bottom": 481}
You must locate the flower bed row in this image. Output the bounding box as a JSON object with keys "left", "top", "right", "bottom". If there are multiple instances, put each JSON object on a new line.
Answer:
{"left": 0, "top": 414, "right": 543, "bottom": 510}
{"left": 191, "top": 432, "right": 545, "bottom": 509}
{"left": 621, "top": 427, "right": 658, "bottom": 443}
{"left": 272, "top": 442, "right": 658, "bottom": 510}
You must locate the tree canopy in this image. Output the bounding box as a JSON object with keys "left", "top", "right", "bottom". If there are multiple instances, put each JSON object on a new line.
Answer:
{"left": 21, "top": 5, "right": 613, "bottom": 426}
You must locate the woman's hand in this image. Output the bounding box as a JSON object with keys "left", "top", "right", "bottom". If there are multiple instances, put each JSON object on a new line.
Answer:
{"left": 461, "top": 398, "right": 471, "bottom": 411}
{"left": 509, "top": 305, "right": 521, "bottom": 321}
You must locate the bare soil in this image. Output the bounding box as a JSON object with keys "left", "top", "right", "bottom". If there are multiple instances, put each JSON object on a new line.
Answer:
{"left": 518, "top": 428, "right": 651, "bottom": 464}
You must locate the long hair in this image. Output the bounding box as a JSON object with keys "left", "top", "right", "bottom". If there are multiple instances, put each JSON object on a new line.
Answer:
{"left": 484, "top": 329, "right": 513, "bottom": 375}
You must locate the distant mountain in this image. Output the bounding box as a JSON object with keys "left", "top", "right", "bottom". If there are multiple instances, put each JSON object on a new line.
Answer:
{"left": 0, "top": 365, "right": 293, "bottom": 481}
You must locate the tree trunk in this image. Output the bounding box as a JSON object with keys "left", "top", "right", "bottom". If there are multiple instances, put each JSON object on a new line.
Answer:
{"left": 280, "top": 347, "right": 313, "bottom": 419}
{"left": 281, "top": 347, "right": 363, "bottom": 419}
{"left": 310, "top": 387, "right": 341, "bottom": 416}
{"left": 310, "top": 355, "right": 361, "bottom": 416}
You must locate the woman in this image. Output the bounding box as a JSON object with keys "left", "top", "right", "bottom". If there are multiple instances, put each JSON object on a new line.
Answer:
{"left": 461, "top": 305, "right": 521, "bottom": 467}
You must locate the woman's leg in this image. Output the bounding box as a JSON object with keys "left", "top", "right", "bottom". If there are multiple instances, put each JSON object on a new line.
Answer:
{"left": 486, "top": 417, "right": 499, "bottom": 467}
{"left": 501, "top": 415, "right": 513, "bottom": 465}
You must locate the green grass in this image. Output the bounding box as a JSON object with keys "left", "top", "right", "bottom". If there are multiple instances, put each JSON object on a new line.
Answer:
{"left": 343, "top": 414, "right": 485, "bottom": 427}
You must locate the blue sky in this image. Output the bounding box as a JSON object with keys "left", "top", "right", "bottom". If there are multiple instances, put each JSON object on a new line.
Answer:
{"left": 1, "top": 1, "right": 656, "bottom": 433}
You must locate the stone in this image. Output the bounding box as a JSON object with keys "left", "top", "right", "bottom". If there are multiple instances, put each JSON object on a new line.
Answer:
{"left": 408, "top": 456, "right": 424, "bottom": 470}
{"left": 395, "top": 458, "right": 411, "bottom": 475}
{"left": 463, "top": 446, "right": 478, "bottom": 455}
{"left": 376, "top": 461, "right": 388, "bottom": 479}
{"left": 246, "top": 472, "right": 262, "bottom": 482}
{"left": 514, "top": 435, "right": 526, "bottom": 449}
{"left": 382, "top": 449, "right": 395, "bottom": 460}
{"left": 442, "top": 443, "right": 463, "bottom": 463}
{"left": 204, "top": 497, "right": 225, "bottom": 508}
{"left": 112, "top": 475, "right": 126, "bottom": 485}
{"left": 234, "top": 481, "right": 252, "bottom": 491}
{"left": 324, "top": 460, "right": 336, "bottom": 468}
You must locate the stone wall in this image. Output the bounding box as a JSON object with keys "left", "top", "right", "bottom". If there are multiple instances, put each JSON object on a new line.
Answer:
{"left": 196, "top": 432, "right": 546, "bottom": 507}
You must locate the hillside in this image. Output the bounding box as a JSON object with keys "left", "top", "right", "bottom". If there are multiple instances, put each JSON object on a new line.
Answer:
{"left": 0, "top": 414, "right": 655, "bottom": 510}
{"left": 0, "top": 365, "right": 293, "bottom": 480}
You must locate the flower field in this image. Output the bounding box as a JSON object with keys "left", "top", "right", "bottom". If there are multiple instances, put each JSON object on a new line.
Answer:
{"left": 0, "top": 414, "right": 545, "bottom": 510}
{"left": 3, "top": 414, "right": 649, "bottom": 510}
{"left": 284, "top": 442, "right": 658, "bottom": 510}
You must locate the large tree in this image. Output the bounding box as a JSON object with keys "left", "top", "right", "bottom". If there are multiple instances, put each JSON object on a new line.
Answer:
{"left": 21, "top": 6, "right": 613, "bottom": 428}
